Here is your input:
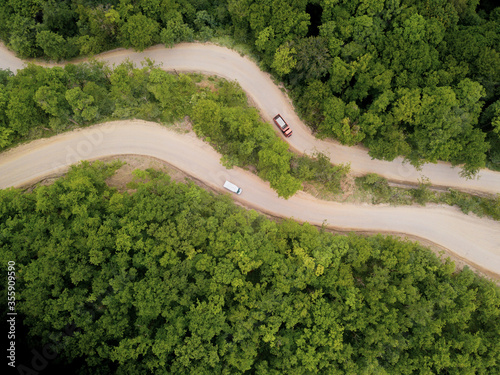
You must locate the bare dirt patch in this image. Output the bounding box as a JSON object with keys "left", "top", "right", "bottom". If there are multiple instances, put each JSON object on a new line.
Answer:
{"left": 339, "top": 174, "right": 356, "bottom": 200}
{"left": 196, "top": 78, "right": 218, "bottom": 93}
{"left": 101, "top": 154, "right": 205, "bottom": 193}
{"left": 170, "top": 116, "right": 193, "bottom": 133}
{"left": 301, "top": 174, "right": 369, "bottom": 205}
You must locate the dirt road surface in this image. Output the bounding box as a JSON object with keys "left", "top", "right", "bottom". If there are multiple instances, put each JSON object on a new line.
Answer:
{"left": 1, "top": 42, "right": 499, "bottom": 194}
{"left": 0, "top": 120, "right": 499, "bottom": 277}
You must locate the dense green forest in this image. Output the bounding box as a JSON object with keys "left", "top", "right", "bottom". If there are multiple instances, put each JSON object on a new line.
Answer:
{"left": 1, "top": 162, "right": 499, "bottom": 374}
{"left": 0, "top": 0, "right": 499, "bottom": 175}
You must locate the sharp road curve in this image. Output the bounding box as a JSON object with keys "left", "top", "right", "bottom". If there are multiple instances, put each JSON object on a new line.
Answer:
{"left": 2, "top": 42, "right": 499, "bottom": 194}
{"left": 0, "top": 43, "right": 499, "bottom": 277}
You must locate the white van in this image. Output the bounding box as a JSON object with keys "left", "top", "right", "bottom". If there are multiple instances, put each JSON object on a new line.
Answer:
{"left": 223, "top": 180, "right": 242, "bottom": 195}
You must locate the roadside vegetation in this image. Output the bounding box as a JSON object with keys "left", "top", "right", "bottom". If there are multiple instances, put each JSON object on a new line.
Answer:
{"left": 0, "top": 0, "right": 499, "bottom": 175}
{"left": 356, "top": 174, "right": 500, "bottom": 221}
{"left": 1, "top": 161, "right": 499, "bottom": 374}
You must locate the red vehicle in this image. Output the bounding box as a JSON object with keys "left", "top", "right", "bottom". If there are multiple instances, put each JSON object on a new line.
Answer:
{"left": 273, "top": 114, "right": 293, "bottom": 137}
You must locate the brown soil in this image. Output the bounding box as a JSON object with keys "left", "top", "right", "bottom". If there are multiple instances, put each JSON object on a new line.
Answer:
{"left": 339, "top": 174, "right": 356, "bottom": 200}
{"left": 102, "top": 155, "right": 200, "bottom": 192}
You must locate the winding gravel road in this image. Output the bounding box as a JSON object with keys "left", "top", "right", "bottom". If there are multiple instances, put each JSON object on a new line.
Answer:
{"left": 0, "top": 43, "right": 499, "bottom": 277}
{"left": 2, "top": 42, "right": 499, "bottom": 194}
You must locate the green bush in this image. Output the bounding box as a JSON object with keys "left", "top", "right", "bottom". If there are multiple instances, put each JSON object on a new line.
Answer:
{"left": 291, "top": 153, "right": 350, "bottom": 194}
